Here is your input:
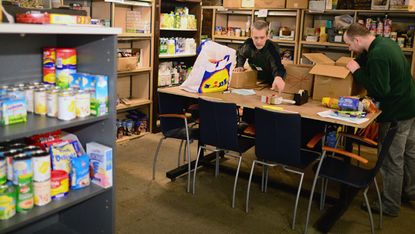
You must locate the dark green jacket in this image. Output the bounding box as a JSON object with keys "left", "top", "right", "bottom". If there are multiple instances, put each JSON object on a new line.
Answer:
{"left": 353, "top": 36, "right": 415, "bottom": 122}
{"left": 236, "top": 38, "right": 286, "bottom": 85}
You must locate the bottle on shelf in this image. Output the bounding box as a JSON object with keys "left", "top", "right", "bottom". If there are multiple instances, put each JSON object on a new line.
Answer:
{"left": 245, "top": 16, "right": 251, "bottom": 37}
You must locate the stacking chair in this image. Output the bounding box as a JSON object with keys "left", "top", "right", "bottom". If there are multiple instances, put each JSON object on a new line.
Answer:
{"left": 245, "top": 107, "right": 321, "bottom": 230}
{"left": 152, "top": 92, "right": 199, "bottom": 193}
{"left": 192, "top": 98, "right": 255, "bottom": 208}
{"left": 304, "top": 123, "right": 398, "bottom": 234}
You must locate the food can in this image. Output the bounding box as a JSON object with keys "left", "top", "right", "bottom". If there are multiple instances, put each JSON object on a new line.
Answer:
{"left": 43, "top": 48, "right": 56, "bottom": 85}
{"left": 29, "top": 81, "right": 41, "bottom": 87}
{"left": 5, "top": 150, "right": 18, "bottom": 181}
{"left": 0, "top": 85, "right": 9, "bottom": 96}
{"left": 75, "top": 90, "right": 90, "bottom": 118}
{"left": 16, "top": 182, "right": 33, "bottom": 212}
{"left": 23, "top": 145, "right": 41, "bottom": 155}
{"left": 51, "top": 170, "right": 69, "bottom": 200}
{"left": 33, "top": 180, "right": 51, "bottom": 206}
{"left": 46, "top": 88, "right": 60, "bottom": 117}
{"left": 56, "top": 48, "right": 77, "bottom": 89}
{"left": 32, "top": 151, "right": 51, "bottom": 182}
{"left": 34, "top": 88, "right": 47, "bottom": 115}
{"left": 8, "top": 143, "right": 25, "bottom": 151}
{"left": 24, "top": 85, "right": 35, "bottom": 112}
{"left": 12, "top": 153, "right": 33, "bottom": 185}
{"left": 0, "top": 183, "right": 16, "bottom": 220}
{"left": 58, "top": 91, "right": 76, "bottom": 121}
{"left": 7, "top": 87, "right": 25, "bottom": 100}
{"left": 0, "top": 155, "right": 5, "bottom": 185}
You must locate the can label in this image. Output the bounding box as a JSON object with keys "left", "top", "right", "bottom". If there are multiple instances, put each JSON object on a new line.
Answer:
{"left": 0, "top": 185, "right": 16, "bottom": 220}
{"left": 56, "top": 48, "right": 77, "bottom": 89}
{"left": 34, "top": 90, "right": 47, "bottom": 115}
{"left": 6, "top": 157, "right": 13, "bottom": 181}
{"left": 43, "top": 48, "right": 56, "bottom": 85}
{"left": 24, "top": 88, "right": 34, "bottom": 113}
{"left": 58, "top": 94, "right": 76, "bottom": 121}
{"left": 0, "top": 159, "right": 6, "bottom": 185}
{"left": 17, "top": 183, "right": 33, "bottom": 212}
{"left": 33, "top": 156, "right": 51, "bottom": 182}
{"left": 76, "top": 92, "right": 90, "bottom": 117}
{"left": 47, "top": 91, "right": 58, "bottom": 117}
{"left": 13, "top": 158, "right": 33, "bottom": 185}
{"left": 51, "top": 174, "right": 69, "bottom": 200}
{"left": 34, "top": 180, "right": 51, "bottom": 206}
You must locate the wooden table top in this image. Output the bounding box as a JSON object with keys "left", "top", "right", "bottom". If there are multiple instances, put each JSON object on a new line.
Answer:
{"left": 158, "top": 86, "right": 381, "bottom": 129}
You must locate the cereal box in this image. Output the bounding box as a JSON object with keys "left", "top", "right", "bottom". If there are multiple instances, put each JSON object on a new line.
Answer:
{"left": 86, "top": 142, "right": 112, "bottom": 188}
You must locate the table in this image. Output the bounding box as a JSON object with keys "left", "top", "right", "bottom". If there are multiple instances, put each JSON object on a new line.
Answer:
{"left": 158, "top": 86, "right": 381, "bottom": 232}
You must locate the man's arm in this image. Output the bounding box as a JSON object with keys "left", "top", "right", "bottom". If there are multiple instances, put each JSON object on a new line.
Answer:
{"left": 352, "top": 58, "right": 391, "bottom": 98}
{"left": 267, "top": 42, "right": 286, "bottom": 79}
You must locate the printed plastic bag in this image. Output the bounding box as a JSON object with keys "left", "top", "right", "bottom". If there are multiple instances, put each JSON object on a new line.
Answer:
{"left": 180, "top": 40, "right": 236, "bottom": 93}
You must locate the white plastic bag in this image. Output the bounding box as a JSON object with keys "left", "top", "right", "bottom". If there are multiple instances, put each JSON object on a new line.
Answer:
{"left": 180, "top": 41, "right": 236, "bottom": 93}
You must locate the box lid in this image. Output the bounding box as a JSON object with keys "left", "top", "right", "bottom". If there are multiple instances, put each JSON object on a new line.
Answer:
{"left": 309, "top": 64, "right": 350, "bottom": 79}
{"left": 335, "top": 57, "right": 354, "bottom": 67}
{"left": 303, "top": 53, "right": 335, "bottom": 65}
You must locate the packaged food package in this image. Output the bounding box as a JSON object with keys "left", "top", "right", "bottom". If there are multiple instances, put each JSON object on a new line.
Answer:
{"left": 86, "top": 142, "right": 113, "bottom": 188}
{"left": 70, "top": 154, "right": 90, "bottom": 190}
{"left": 50, "top": 142, "right": 78, "bottom": 174}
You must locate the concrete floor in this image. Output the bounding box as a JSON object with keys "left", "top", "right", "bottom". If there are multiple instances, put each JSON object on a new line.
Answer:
{"left": 115, "top": 133, "right": 415, "bottom": 234}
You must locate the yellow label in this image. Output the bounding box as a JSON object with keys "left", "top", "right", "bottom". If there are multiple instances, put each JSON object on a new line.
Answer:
{"left": 35, "top": 104, "right": 47, "bottom": 114}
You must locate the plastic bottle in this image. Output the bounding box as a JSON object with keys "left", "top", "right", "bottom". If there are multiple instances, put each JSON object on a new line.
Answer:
{"left": 325, "top": 125, "right": 337, "bottom": 147}
{"left": 245, "top": 16, "right": 251, "bottom": 37}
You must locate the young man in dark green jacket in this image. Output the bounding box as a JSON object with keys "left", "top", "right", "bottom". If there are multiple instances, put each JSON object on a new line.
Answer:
{"left": 344, "top": 23, "right": 415, "bottom": 217}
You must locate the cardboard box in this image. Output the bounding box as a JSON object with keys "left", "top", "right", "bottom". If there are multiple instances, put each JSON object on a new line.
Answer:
{"left": 117, "top": 56, "right": 138, "bottom": 71}
{"left": 223, "top": 0, "right": 241, "bottom": 8}
{"left": 371, "top": 0, "right": 390, "bottom": 10}
{"left": 389, "top": 0, "right": 415, "bottom": 11}
{"left": 286, "top": 0, "right": 308, "bottom": 8}
{"left": 303, "top": 53, "right": 366, "bottom": 100}
{"left": 284, "top": 64, "right": 314, "bottom": 95}
{"left": 255, "top": 0, "right": 285, "bottom": 8}
{"left": 230, "top": 70, "right": 257, "bottom": 88}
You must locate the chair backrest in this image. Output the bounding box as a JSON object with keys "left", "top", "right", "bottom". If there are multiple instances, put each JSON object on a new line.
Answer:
{"left": 369, "top": 122, "right": 398, "bottom": 179}
{"left": 158, "top": 92, "right": 186, "bottom": 133}
{"left": 255, "top": 107, "right": 302, "bottom": 166}
{"left": 198, "top": 98, "right": 239, "bottom": 151}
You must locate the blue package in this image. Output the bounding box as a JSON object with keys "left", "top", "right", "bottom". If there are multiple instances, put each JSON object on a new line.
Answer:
{"left": 70, "top": 154, "right": 90, "bottom": 190}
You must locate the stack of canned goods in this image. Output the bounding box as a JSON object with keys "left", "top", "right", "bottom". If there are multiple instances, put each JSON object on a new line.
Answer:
{"left": 0, "top": 142, "right": 52, "bottom": 219}
{"left": 0, "top": 81, "right": 92, "bottom": 125}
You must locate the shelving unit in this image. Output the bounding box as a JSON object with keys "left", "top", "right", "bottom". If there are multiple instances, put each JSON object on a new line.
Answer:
{"left": 0, "top": 24, "right": 120, "bottom": 233}
{"left": 152, "top": 0, "right": 202, "bottom": 131}
{"left": 92, "top": 0, "right": 155, "bottom": 140}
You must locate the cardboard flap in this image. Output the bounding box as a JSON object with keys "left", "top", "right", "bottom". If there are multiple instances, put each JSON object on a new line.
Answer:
{"left": 336, "top": 57, "right": 354, "bottom": 67}
{"left": 309, "top": 64, "right": 350, "bottom": 79}
{"left": 303, "top": 53, "right": 335, "bottom": 65}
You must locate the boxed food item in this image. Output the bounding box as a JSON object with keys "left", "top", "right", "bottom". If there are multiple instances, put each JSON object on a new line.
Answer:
{"left": 86, "top": 142, "right": 113, "bottom": 189}
{"left": 255, "top": 0, "right": 285, "bottom": 8}
{"left": 286, "top": 0, "right": 308, "bottom": 8}
{"left": 389, "top": 0, "right": 415, "bottom": 11}
{"left": 117, "top": 57, "right": 138, "bottom": 71}
{"left": 303, "top": 53, "right": 366, "bottom": 100}
{"left": 371, "top": 0, "right": 390, "bottom": 10}
{"left": 0, "top": 98, "right": 27, "bottom": 126}
{"left": 90, "top": 75, "right": 109, "bottom": 117}
{"left": 230, "top": 69, "right": 257, "bottom": 89}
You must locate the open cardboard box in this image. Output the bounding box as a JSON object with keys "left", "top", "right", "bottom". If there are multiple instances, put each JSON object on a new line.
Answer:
{"left": 230, "top": 69, "right": 257, "bottom": 89}
{"left": 303, "top": 53, "right": 366, "bottom": 100}
{"left": 284, "top": 64, "right": 314, "bottom": 95}
{"left": 117, "top": 56, "right": 138, "bottom": 72}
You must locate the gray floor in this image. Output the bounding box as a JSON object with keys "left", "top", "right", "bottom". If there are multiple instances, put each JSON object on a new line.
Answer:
{"left": 115, "top": 133, "right": 415, "bottom": 234}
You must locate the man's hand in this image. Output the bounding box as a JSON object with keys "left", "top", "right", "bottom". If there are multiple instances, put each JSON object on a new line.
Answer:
{"left": 271, "top": 76, "right": 285, "bottom": 94}
{"left": 346, "top": 60, "right": 361, "bottom": 73}
{"left": 233, "top": 67, "right": 245, "bottom": 72}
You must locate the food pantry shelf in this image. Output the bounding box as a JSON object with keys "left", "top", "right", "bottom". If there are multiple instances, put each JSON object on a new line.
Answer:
{"left": 116, "top": 98, "right": 151, "bottom": 111}
{"left": 117, "top": 67, "right": 152, "bottom": 76}
{"left": 159, "top": 53, "right": 197, "bottom": 59}
{"left": 116, "top": 132, "right": 149, "bottom": 143}
{"left": 0, "top": 184, "right": 108, "bottom": 234}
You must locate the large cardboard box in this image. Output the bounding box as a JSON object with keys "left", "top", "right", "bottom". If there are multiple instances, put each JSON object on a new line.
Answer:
{"left": 284, "top": 64, "right": 314, "bottom": 95}
{"left": 255, "top": 0, "right": 285, "bottom": 8}
{"left": 286, "top": 0, "right": 308, "bottom": 8}
{"left": 230, "top": 69, "right": 257, "bottom": 88}
{"left": 223, "top": 0, "right": 241, "bottom": 8}
{"left": 117, "top": 57, "right": 138, "bottom": 71}
{"left": 389, "top": 0, "right": 415, "bottom": 11}
{"left": 303, "top": 53, "right": 366, "bottom": 100}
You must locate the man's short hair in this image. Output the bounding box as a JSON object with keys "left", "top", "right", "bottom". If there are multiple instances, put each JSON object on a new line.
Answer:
{"left": 345, "top": 23, "right": 370, "bottom": 39}
{"left": 251, "top": 20, "right": 269, "bottom": 33}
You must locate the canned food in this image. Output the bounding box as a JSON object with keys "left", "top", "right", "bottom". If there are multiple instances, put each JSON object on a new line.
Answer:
{"left": 56, "top": 48, "right": 77, "bottom": 89}
{"left": 0, "top": 155, "right": 5, "bottom": 185}
{"left": 16, "top": 182, "right": 33, "bottom": 212}
{"left": 51, "top": 170, "right": 69, "bottom": 200}
{"left": 47, "top": 88, "right": 59, "bottom": 117}
{"left": 43, "top": 48, "right": 56, "bottom": 85}
{"left": 9, "top": 143, "right": 26, "bottom": 150}
{"left": 0, "top": 183, "right": 16, "bottom": 220}
{"left": 32, "top": 151, "right": 51, "bottom": 182}
{"left": 24, "top": 85, "right": 35, "bottom": 113}
{"left": 76, "top": 90, "right": 90, "bottom": 118}
{"left": 12, "top": 153, "right": 33, "bottom": 185}
{"left": 5, "top": 150, "right": 19, "bottom": 181}
{"left": 58, "top": 91, "right": 76, "bottom": 121}
{"left": 33, "top": 180, "right": 51, "bottom": 206}
{"left": 29, "top": 81, "right": 41, "bottom": 87}
{"left": 34, "top": 88, "right": 47, "bottom": 115}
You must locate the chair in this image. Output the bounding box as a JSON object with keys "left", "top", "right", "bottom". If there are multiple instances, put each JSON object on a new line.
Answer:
{"left": 245, "top": 107, "right": 321, "bottom": 230}
{"left": 304, "top": 123, "right": 398, "bottom": 234}
{"left": 192, "top": 98, "right": 255, "bottom": 208}
{"left": 152, "top": 92, "right": 199, "bottom": 193}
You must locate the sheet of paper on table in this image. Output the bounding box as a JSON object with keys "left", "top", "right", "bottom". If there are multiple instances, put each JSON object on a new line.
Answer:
{"left": 317, "top": 110, "right": 369, "bottom": 124}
